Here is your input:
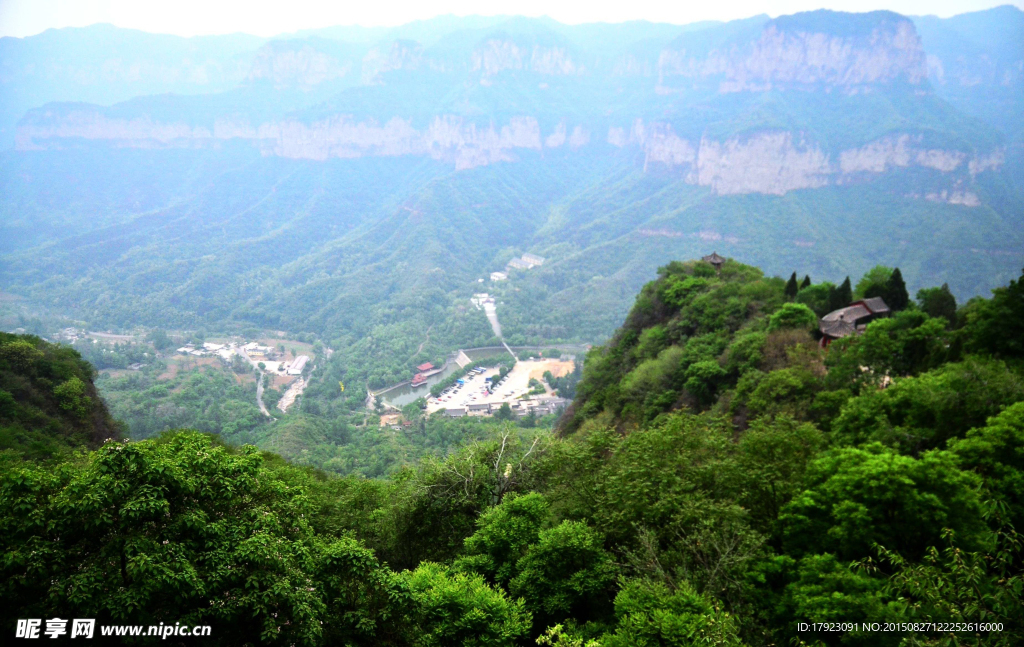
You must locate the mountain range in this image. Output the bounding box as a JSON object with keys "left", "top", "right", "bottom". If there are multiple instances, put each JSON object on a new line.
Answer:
{"left": 1, "top": 7, "right": 1022, "bottom": 352}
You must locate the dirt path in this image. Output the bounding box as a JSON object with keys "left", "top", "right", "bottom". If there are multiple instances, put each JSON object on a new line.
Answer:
{"left": 255, "top": 373, "right": 271, "bottom": 417}
{"left": 277, "top": 377, "right": 305, "bottom": 413}
{"left": 414, "top": 326, "right": 433, "bottom": 357}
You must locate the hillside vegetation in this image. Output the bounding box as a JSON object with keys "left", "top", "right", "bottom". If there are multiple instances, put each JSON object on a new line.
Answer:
{"left": 2, "top": 259, "right": 1023, "bottom": 646}
{"left": 0, "top": 333, "right": 120, "bottom": 460}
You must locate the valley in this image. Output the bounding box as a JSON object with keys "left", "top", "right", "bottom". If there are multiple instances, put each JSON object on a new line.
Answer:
{"left": 0, "top": 6, "right": 1022, "bottom": 477}
{"left": 1, "top": 5, "right": 1023, "bottom": 644}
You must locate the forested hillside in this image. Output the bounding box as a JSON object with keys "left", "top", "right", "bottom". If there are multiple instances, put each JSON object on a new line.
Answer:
{"left": 2, "top": 258, "right": 1022, "bottom": 645}
{"left": 2, "top": 8, "right": 1022, "bottom": 459}
{"left": 0, "top": 333, "right": 121, "bottom": 460}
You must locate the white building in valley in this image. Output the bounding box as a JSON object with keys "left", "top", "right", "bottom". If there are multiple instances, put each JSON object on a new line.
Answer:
{"left": 287, "top": 355, "right": 310, "bottom": 375}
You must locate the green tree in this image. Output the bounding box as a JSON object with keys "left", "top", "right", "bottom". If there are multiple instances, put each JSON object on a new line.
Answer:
{"left": 866, "top": 526, "right": 1024, "bottom": 647}
{"left": 403, "top": 562, "right": 530, "bottom": 647}
{"left": 774, "top": 553, "right": 902, "bottom": 647}
{"left": 495, "top": 402, "right": 514, "bottom": 421}
{"left": 683, "top": 360, "right": 727, "bottom": 406}
{"left": 602, "top": 579, "right": 743, "bottom": 647}
{"left": 948, "top": 402, "right": 1024, "bottom": 529}
{"left": 0, "top": 432, "right": 408, "bottom": 646}
{"left": 509, "top": 521, "right": 617, "bottom": 627}
{"left": 0, "top": 339, "right": 44, "bottom": 372}
{"left": 835, "top": 276, "right": 853, "bottom": 308}
{"left": 785, "top": 272, "right": 799, "bottom": 300}
{"left": 962, "top": 268, "right": 1024, "bottom": 359}
{"left": 456, "top": 492, "right": 551, "bottom": 587}
{"left": 796, "top": 282, "right": 837, "bottom": 317}
{"left": 766, "top": 302, "right": 818, "bottom": 333}
{"left": 53, "top": 376, "right": 92, "bottom": 420}
{"left": 737, "top": 416, "right": 824, "bottom": 529}
{"left": 885, "top": 267, "right": 909, "bottom": 311}
{"left": 830, "top": 356, "right": 1024, "bottom": 452}
{"left": 916, "top": 284, "right": 957, "bottom": 326}
{"left": 780, "top": 444, "right": 985, "bottom": 562}
{"left": 146, "top": 329, "right": 173, "bottom": 351}
{"left": 855, "top": 266, "right": 893, "bottom": 300}
{"left": 800, "top": 275, "right": 812, "bottom": 290}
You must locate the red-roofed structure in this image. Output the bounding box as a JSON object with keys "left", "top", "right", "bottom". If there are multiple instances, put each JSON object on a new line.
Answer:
{"left": 416, "top": 362, "right": 434, "bottom": 372}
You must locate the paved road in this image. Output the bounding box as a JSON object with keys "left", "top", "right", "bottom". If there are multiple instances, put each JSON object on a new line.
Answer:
{"left": 483, "top": 302, "right": 502, "bottom": 338}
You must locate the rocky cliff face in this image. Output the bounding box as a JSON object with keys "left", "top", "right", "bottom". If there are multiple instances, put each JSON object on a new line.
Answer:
{"left": 17, "top": 108, "right": 1000, "bottom": 202}
{"left": 247, "top": 42, "right": 352, "bottom": 87}
{"left": 610, "top": 120, "right": 999, "bottom": 198}
{"left": 658, "top": 14, "right": 926, "bottom": 94}
{"left": 362, "top": 40, "right": 428, "bottom": 83}
{"left": 13, "top": 11, "right": 1004, "bottom": 203}
{"left": 471, "top": 40, "right": 580, "bottom": 76}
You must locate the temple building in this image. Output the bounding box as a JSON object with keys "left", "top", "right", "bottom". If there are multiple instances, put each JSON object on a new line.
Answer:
{"left": 819, "top": 297, "right": 891, "bottom": 347}
{"left": 701, "top": 252, "right": 725, "bottom": 272}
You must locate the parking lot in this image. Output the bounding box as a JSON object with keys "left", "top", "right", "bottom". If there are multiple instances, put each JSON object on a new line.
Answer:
{"left": 425, "top": 358, "right": 573, "bottom": 414}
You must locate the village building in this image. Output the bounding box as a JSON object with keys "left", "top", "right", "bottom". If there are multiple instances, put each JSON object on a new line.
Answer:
{"left": 287, "top": 355, "right": 309, "bottom": 375}
{"left": 819, "top": 297, "right": 891, "bottom": 347}
{"left": 444, "top": 407, "right": 467, "bottom": 418}
{"left": 521, "top": 253, "right": 545, "bottom": 267}
{"left": 417, "top": 362, "right": 434, "bottom": 372}
{"left": 506, "top": 258, "right": 531, "bottom": 270}
{"left": 490, "top": 271, "right": 508, "bottom": 281}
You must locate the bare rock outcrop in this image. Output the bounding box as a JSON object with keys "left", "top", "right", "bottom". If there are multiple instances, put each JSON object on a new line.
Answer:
{"left": 471, "top": 40, "right": 580, "bottom": 76}
{"left": 607, "top": 119, "right": 1001, "bottom": 198}
{"left": 15, "top": 108, "right": 1002, "bottom": 203}
{"left": 247, "top": 42, "right": 351, "bottom": 87}
{"left": 658, "top": 14, "right": 927, "bottom": 94}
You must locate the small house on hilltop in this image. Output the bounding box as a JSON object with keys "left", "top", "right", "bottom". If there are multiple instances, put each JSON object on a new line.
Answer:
{"left": 507, "top": 258, "right": 531, "bottom": 270}
{"left": 701, "top": 252, "right": 725, "bottom": 271}
{"left": 819, "top": 297, "right": 891, "bottom": 347}
{"left": 522, "top": 253, "right": 545, "bottom": 266}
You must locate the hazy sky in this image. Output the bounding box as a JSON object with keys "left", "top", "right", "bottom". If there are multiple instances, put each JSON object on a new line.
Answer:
{"left": 0, "top": 0, "right": 1017, "bottom": 38}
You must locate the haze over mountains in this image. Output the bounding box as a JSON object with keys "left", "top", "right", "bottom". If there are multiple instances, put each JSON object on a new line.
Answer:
{"left": 1, "top": 6, "right": 1022, "bottom": 347}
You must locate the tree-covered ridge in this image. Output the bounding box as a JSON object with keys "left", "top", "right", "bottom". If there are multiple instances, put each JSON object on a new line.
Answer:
{"left": 562, "top": 257, "right": 1024, "bottom": 439}
{"left": 2, "top": 259, "right": 1023, "bottom": 646}
{"left": 0, "top": 332, "right": 121, "bottom": 460}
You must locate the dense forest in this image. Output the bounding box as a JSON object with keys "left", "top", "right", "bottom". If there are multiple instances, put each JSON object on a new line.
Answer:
{"left": 2, "top": 257, "right": 1023, "bottom": 645}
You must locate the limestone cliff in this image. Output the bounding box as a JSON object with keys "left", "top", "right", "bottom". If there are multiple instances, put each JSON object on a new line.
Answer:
{"left": 13, "top": 10, "right": 1004, "bottom": 204}
{"left": 247, "top": 41, "right": 352, "bottom": 87}
{"left": 15, "top": 107, "right": 1001, "bottom": 202}
{"left": 610, "top": 120, "right": 1000, "bottom": 199}
{"left": 362, "top": 40, "right": 428, "bottom": 83}
{"left": 471, "top": 40, "right": 580, "bottom": 76}
{"left": 658, "top": 11, "right": 927, "bottom": 94}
